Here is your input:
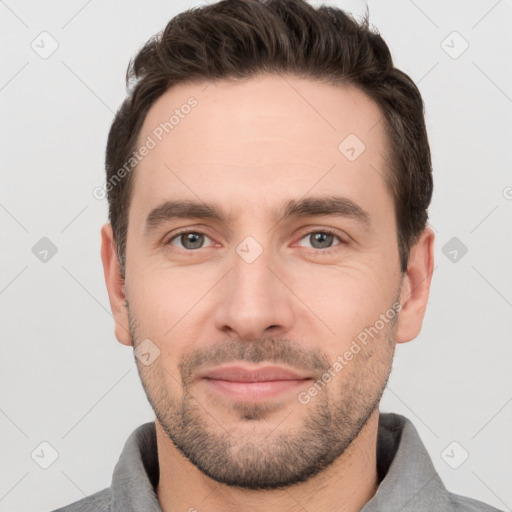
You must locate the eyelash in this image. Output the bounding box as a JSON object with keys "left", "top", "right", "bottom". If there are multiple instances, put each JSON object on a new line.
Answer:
{"left": 165, "top": 227, "right": 345, "bottom": 255}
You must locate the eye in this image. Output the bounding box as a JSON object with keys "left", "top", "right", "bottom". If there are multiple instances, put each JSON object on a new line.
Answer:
{"left": 166, "top": 228, "right": 345, "bottom": 253}
{"left": 296, "top": 229, "right": 344, "bottom": 252}
{"left": 167, "top": 231, "right": 215, "bottom": 251}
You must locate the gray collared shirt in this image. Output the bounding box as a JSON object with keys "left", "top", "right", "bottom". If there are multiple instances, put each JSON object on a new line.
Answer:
{"left": 51, "top": 413, "right": 502, "bottom": 511}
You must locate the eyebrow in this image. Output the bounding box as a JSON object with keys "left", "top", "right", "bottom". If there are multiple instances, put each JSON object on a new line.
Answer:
{"left": 144, "top": 195, "right": 372, "bottom": 235}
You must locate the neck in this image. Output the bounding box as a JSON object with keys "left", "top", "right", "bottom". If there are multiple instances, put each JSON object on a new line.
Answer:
{"left": 156, "top": 409, "right": 380, "bottom": 512}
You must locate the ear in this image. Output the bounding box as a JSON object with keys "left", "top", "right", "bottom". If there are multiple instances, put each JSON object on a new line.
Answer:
{"left": 396, "top": 226, "right": 435, "bottom": 344}
{"left": 100, "top": 223, "right": 132, "bottom": 346}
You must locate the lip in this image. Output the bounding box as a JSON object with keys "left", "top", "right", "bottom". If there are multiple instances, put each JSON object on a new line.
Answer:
{"left": 197, "top": 364, "right": 312, "bottom": 402}
{"left": 199, "top": 364, "right": 310, "bottom": 382}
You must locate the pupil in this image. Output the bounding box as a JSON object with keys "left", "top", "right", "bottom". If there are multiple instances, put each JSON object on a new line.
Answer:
{"left": 183, "top": 233, "right": 203, "bottom": 249}
{"left": 312, "top": 232, "right": 332, "bottom": 248}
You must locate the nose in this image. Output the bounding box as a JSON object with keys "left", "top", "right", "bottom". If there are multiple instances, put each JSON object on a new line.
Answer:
{"left": 213, "top": 244, "right": 295, "bottom": 341}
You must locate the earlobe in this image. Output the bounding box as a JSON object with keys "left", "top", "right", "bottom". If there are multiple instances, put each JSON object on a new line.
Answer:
{"left": 100, "top": 224, "right": 132, "bottom": 347}
{"left": 395, "top": 226, "right": 435, "bottom": 344}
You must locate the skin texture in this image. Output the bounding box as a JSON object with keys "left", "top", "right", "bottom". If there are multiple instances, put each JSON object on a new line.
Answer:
{"left": 101, "top": 74, "right": 434, "bottom": 512}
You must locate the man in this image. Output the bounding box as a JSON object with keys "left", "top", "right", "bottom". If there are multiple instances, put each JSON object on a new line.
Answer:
{"left": 53, "top": 0, "right": 502, "bottom": 510}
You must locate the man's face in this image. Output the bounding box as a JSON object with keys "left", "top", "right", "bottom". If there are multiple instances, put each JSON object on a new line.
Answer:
{"left": 120, "top": 75, "right": 405, "bottom": 488}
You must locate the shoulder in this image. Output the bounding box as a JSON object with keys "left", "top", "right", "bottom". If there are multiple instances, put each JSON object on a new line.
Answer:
{"left": 448, "top": 492, "right": 505, "bottom": 512}
{"left": 49, "top": 487, "right": 111, "bottom": 512}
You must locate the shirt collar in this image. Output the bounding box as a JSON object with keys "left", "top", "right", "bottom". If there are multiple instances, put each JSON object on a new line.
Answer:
{"left": 361, "top": 413, "right": 453, "bottom": 511}
{"left": 110, "top": 420, "right": 160, "bottom": 511}
{"left": 109, "top": 412, "right": 452, "bottom": 512}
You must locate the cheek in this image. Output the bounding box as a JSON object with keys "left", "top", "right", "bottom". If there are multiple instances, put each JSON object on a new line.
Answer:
{"left": 284, "top": 228, "right": 399, "bottom": 305}
{"left": 129, "top": 266, "right": 220, "bottom": 372}
{"left": 286, "top": 261, "right": 398, "bottom": 345}
{"left": 126, "top": 265, "right": 217, "bottom": 349}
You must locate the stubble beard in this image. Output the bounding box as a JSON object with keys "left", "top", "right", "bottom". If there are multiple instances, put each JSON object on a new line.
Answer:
{"left": 128, "top": 305, "right": 397, "bottom": 490}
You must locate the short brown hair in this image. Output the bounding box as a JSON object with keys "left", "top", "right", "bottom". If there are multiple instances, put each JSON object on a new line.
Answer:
{"left": 105, "top": 0, "right": 433, "bottom": 276}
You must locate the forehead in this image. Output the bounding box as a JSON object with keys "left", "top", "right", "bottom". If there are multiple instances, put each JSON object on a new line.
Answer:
{"left": 130, "top": 74, "right": 391, "bottom": 227}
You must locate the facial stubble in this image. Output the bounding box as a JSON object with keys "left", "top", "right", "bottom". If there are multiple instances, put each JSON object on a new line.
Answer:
{"left": 128, "top": 303, "right": 397, "bottom": 490}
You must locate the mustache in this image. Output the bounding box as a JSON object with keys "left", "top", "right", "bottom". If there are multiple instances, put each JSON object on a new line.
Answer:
{"left": 179, "top": 337, "right": 331, "bottom": 385}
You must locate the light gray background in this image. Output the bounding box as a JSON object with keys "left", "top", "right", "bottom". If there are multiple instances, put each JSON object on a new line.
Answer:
{"left": 1, "top": 1, "right": 511, "bottom": 511}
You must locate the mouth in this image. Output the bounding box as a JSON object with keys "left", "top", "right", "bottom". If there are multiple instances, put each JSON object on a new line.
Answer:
{"left": 196, "top": 364, "right": 313, "bottom": 402}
